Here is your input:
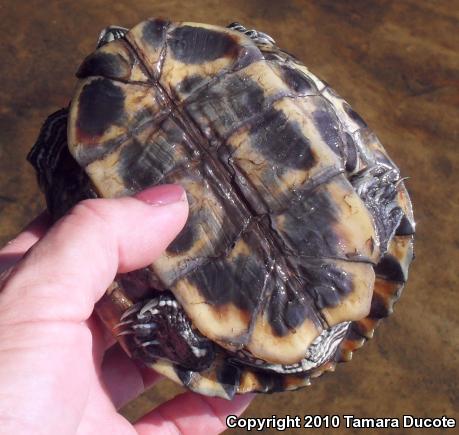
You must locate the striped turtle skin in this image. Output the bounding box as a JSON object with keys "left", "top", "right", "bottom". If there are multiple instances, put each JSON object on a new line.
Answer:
{"left": 28, "top": 19, "right": 414, "bottom": 399}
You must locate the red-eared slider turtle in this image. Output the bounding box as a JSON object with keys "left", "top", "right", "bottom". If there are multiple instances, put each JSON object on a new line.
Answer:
{"left": 28, "top": 19, "right": 415, "bottom": 399}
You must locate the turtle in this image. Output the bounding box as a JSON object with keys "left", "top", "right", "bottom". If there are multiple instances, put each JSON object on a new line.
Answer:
{"left": 28, "top": 18, "right": 415, "bottom": 399}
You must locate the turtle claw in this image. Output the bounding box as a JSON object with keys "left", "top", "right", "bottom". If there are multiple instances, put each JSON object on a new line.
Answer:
{"left": 116, "top": 330, "right": 135, "bottom": 337}
{"left": 119, "top": 302, "right": 143, "bottom": 321}
{"left": 116, "top": 292, "right": 215, "bottom": 371}
{"left": 139, "top": 298, "right": 160, "bottom": 318}
{"left": 141, "top": 340, "right": 160, "bottom": 347}
{"left": 132, "top": 322, "right": 158, "bottom": 338}
{"left": 114, "top": 319, "right": 135, "bottom": 329}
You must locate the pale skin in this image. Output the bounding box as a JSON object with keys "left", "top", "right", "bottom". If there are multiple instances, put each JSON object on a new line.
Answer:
{"left": 0, "top": 184, "right": 253, "bottom": 435}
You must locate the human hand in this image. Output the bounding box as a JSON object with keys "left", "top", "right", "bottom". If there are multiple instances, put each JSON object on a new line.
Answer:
{"left": 0, "top": 184, "right": 253, "bottom": 435}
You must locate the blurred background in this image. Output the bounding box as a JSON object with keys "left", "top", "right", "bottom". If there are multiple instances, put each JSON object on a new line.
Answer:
{"left": 0, "top": 0, "right": 458, "bottom": 433}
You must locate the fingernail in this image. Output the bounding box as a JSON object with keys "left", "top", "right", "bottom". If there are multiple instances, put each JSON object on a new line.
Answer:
{"left": 135, "top": 184, "right": 187, "bottom": 206}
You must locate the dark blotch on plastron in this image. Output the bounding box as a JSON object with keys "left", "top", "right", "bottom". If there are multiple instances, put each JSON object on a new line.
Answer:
{"left": 301, "top": 262, "right": 354, "bottom": 310}
{"left": 284, "top": 293, "right": 313, "bottom": 330}
{"left": 187, "top": 254, "right": 265, "bottom": 312}
{"left": 214, "top": 75, "right": 266, "bottom": 119}
{"left": 281, "top": 66, "right": 314, "bottom": 94}
{"left": 117, "top": 115, "right": 195, "bottom": 193}
{"left": 116, "top": 139, "right": 164, "bottom": 189}
{"left": 142, "top": 19, "right": 169, "bottom": 48}
{"left": 313, "top": 109, "right": 344, "bottom": 157}
{"left": 76, "top": 52, "right": 130, "bottom": 80}
{"left": 276, "top": 187, "right": 340, "bottom": 257}
{"left": 185, "top": 74, "right": 267, "bottom": 140}
{"left": 268, "top": 286, "right": 289, "bottom": 336}
{"left": 217, "top": 363, "right": 241, "bottom": 398}
{"left": 77, "top": 78, "right": 125, "bottom": 137}
{"left": 251, "top": 108, "right": 315, "bottom": 170}
{"left": 374, "top": 254, "right": 406, "bottom": 283}
{"left": 166, "top": 200, "right": 199, "bottom": 255}
{"left": 262, "top": 51, "right": 284, "bottom": 62}
{"left": 169, "top": 26, "right": 237, "bottom": 64}
{"left": 343, "top": 102, "right": 368, "bottom": 128}
{"left": 167, "top": 220, "right": 197, "bottom": 255}
{"left": 344, "top": 132, "right": 358, "bottom": 172}
{"left": 177, "top": 75, "right": 206, "bottom": 95}
{"left": 267, "top": 277, "right": 314, "bottom": 337}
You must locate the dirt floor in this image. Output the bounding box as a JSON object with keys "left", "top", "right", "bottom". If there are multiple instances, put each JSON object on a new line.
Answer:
{"left": 0, "top": 1, "right": 458, "bottom": 434}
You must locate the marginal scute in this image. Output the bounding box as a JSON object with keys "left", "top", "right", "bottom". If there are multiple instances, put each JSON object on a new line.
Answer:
{"left": 343, "top": 102, "right": 368, "bottom": 128}
{"left": 344, "top": 132, "right": 358, "bottom": 172}
{"left": 216, "top": 360, "right": 242, "bottom": 398}
{"left": 321, "top": 86, "right": 364, "bottom": 134}
{"left": 335, "top": 235, "right": 413, "bottom": 362}
{"left": 374, "top": 255, "right": 406, "bottom": 283}
{"left": 279, "top": 64, "right": 316, "bottom": 95}
{"left": 394, "top": 184, "right": 415, "bottom": 236}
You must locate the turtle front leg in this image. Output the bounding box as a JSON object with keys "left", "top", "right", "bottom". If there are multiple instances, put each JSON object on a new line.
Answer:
{"left": 116, "top": 291, "right": 215, "bottom": 371}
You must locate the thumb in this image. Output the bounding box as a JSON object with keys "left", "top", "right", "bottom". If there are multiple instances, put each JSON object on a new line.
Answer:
{"left": 0, "top": 184, "right": 188, "bottom": 325}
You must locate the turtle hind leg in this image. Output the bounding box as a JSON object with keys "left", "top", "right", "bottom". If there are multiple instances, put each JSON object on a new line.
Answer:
{"left": 117, "top": 291, "right": 215, "bottom": 372}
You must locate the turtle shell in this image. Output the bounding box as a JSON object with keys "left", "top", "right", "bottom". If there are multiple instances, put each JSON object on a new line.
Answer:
{"left": 29, "top": 19, "right": 414, "bottom": 398}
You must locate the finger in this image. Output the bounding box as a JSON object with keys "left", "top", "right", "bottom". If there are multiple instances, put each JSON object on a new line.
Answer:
{"left": 135, "top": 392, "right": 254, "bottom": 435}
{"left": 0, "top": 212, "right": 51, "bottom": 274}
{"left": 0, "top": 184, "right": 188, "bottom": 325}
{"left": 100, "top": 344, "right": 163, "bottom": 410}
{"left": 90, "top": 309, "right": 161, "bottom": 410}
{"left": 101, "top": 344, "right": 145, "bottom": 409}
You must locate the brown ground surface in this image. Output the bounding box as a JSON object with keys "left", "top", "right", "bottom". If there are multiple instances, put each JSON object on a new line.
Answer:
{"left": 0, "top": 1, "right": 458, "bottom": 434}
